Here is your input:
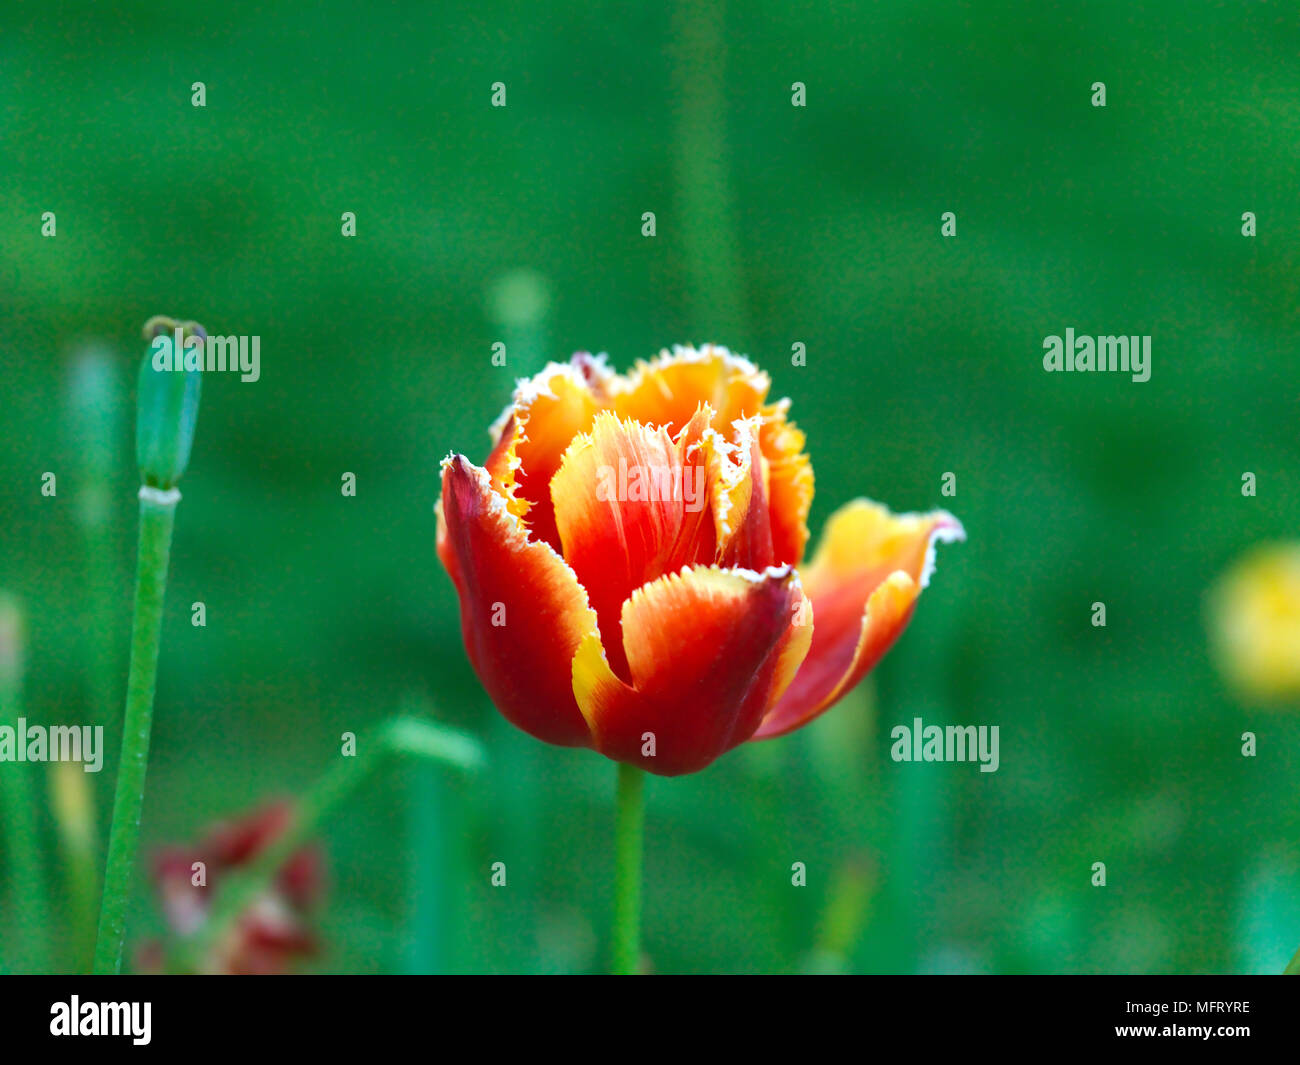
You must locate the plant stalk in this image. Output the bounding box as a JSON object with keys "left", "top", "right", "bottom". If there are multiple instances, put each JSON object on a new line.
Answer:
{"left": 92, "top": 487, "right": 178, "bottom": 974}
{"left": 612, "top": 761, "right": 644, "bottom": 974}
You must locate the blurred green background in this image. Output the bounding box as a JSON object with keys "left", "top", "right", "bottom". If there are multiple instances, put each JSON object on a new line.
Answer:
{"left": 2, "top": 0, "right": 1299, "bottom": 974}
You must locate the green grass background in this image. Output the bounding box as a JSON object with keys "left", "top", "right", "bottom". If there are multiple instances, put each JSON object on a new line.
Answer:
{"left": 2, "top": 0, "right": 1298, "bottom": 973}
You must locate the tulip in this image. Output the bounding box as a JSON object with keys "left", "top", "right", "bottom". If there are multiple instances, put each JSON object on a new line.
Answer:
{"left": 437, "top": 345, "right": 964, "bottom": 776}
{"left": 437, "top": 345, "right": 963, "bottom": 973}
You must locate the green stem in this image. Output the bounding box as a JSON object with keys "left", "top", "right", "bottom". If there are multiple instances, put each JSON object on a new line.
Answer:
{"left": 71, "top": 486, "right": 114, "bottom": 970}
{"left": 92, "top": 488, "right": 178, "bottom": 974}
{"left": 1285, "top": 945, "right": 1300, "bottom": 975}
{"left": 406, "top": 762, "right": 448, "bottom": 973}
{"left": 612, "top": 762, "right": 644, "bottom": 975}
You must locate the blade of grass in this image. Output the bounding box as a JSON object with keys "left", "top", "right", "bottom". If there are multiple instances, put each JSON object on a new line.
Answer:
{"left": 0, "top": 596, "right": 51, "bottom": 972}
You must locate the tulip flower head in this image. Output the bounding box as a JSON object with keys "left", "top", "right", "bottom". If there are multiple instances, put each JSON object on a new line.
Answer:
{"left": 437, "top": 346, "right": 963, "bottom": 775}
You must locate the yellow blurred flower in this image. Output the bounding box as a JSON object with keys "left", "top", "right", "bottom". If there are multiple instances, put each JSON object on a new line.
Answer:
{"left": 1209, "top": 543, "right": 1300, "bottom": 701}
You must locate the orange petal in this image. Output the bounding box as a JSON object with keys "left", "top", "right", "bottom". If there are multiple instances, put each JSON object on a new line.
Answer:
{"left": 437, "top": 454, "right": 598, "bottom": 747}
{"left": 551, "top": 409, "right": 717, "bottom": 680}
{"left": 759, "top": 401, "right": 814, "bottom": 566}
{"left": 485, "top": 355, "right": 610, "bottom": 550}
{"left": 611, "top": 345, "right": 770, "bottom": 438}
{"left": 753, "top": 501, "right": 964, "bottom": 739}
{"left": 572, "top": 565, "right": 812, "bottom": 775}
{"left": 712, "top": 415, "right": 776, "bottom": 571}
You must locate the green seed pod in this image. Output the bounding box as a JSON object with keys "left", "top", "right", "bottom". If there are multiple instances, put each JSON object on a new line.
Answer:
{"left": 136, "top": 317, "right": 204, "bottom": 490}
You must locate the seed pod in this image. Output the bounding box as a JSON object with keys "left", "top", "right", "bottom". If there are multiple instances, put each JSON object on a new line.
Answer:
{"left": 136, "top": 317, "right": 205, "bottom": 490}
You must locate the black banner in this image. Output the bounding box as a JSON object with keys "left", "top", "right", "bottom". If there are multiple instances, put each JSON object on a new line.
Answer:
{"left": 1, "top": 976, "right": 1288, "bottom": 1053}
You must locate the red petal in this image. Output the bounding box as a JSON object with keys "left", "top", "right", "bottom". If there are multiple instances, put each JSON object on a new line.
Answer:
{"left": 714, "top": 415, "right": 775, "bottom": 571}
{"left": 758, "top": 402, "right": 814, "bottom": 566}
{"left": 205, "top": 801, "right": 294, "bottom": 866}
{"left": 437, "top": 454, "right": 598, "bottom": 746}
{"left": 485, "top": 359, "right": 608, "bottom": 551}
{"left": 572, "top": 565, "right": 811, "bottom": 775}
{"left": 550, "top": 409, "right": 718, "bottom": 680}
{"left": 754, "top": 501, "right": 963, "bottom": 739}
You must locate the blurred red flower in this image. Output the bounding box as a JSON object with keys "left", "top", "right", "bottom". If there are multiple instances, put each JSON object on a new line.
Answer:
{"left": 136, "top": 800, "right": 322, "bottom": 975}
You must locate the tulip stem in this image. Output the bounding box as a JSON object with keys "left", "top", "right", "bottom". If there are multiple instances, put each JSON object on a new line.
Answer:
{"left": 92, "top": 488, "right": 179, "bottom": 974}
{"left": 612, "top": 762, "right": 645, "bottom": 974}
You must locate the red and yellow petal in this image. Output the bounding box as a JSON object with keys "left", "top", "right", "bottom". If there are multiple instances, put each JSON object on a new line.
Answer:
{"left": 753, "top": 500, "right": 964, "bottom": 739}
{"left": 612, "top": 345, "right": 770, "bottom": 439}
{"left": 712, "top": 415, "right": 776, "bottom": 571}
{"left": 758, "top": 401, "right": 814, "bottom": 567}
{"left": 572, "top": 565, "right": 812, "bottom": 775}
{"left": 437, "top": 454, "right": 599, "bottom": 747}
{"left": 485, "top": 356, "right": 610, "bottom": 550}
{"left": 550, "top": 408, "right": 718, "bottom": 680}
